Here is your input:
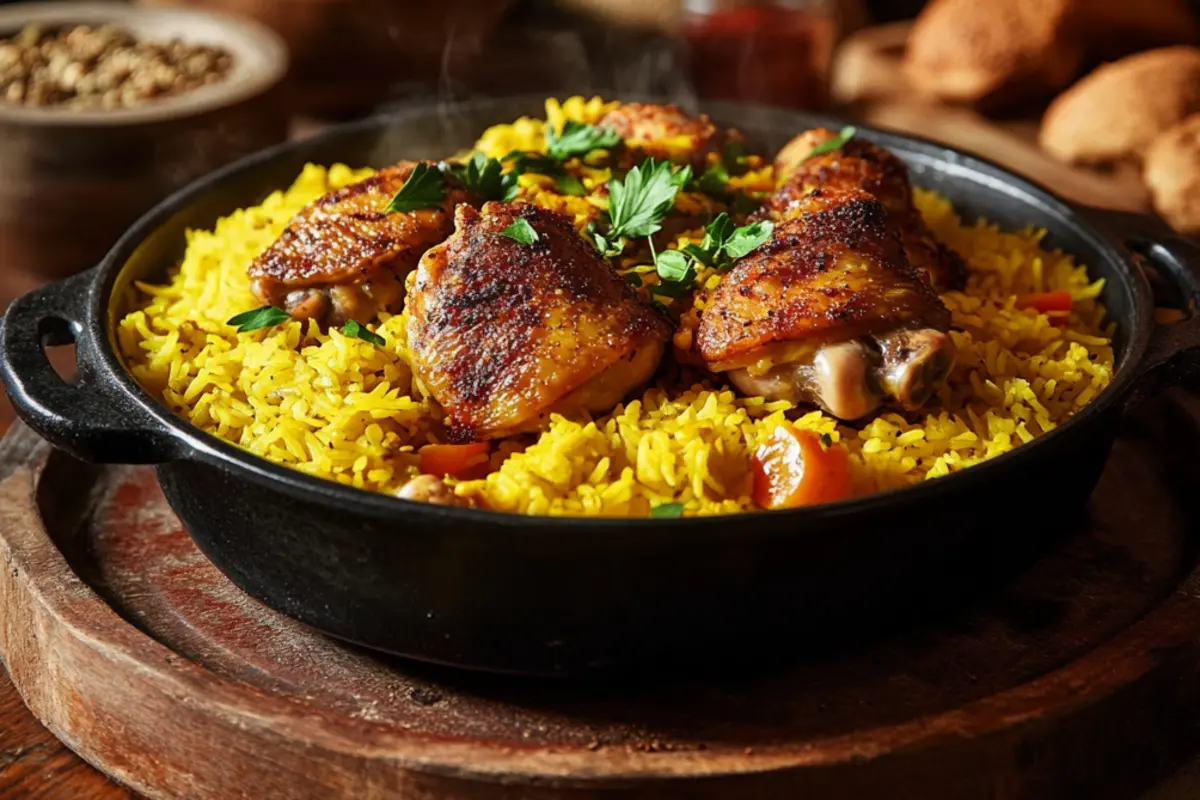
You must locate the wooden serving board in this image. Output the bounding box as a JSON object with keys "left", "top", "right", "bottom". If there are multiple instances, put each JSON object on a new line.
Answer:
{"left": 830, "top": 22, "right": 1153, "bottom": 214}
{"left": 6, "top": 380, "right": 1200, "bottom": 798}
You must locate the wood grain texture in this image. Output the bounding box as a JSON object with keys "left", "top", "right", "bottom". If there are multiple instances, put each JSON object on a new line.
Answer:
{"left": 4, "top": 382, "right": 1200, "bottom": 798}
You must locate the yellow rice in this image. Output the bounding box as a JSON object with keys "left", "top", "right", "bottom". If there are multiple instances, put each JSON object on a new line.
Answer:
{"left": 115, "top": 96, "right": 1115, "bottom": 517}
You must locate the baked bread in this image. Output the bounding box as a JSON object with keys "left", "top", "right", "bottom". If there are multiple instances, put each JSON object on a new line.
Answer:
{"left": 1144, "top": 114, "right": 1200, "bottom": 234}
{"left": 903, "top": 0, "right": 1082, "bottom": 107}
{"left": 1039, "top": 47, "right": 1200, "bottom": 165}
{"left": 904, "top": 0, "right": 1198, "bottom": 109}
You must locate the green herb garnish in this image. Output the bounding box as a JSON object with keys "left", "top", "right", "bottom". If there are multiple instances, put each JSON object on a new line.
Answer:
{"left": 546, "top": 120, "right": 621, "bottom": 161}
{"left": 650, "top": 502, "right": 685, "bottom": 519}
{"left": 554, "top": 173, "right": 586, "bottom": 196}
{"left": 683, "top": 213, "right": 773, "bottom": 270}
{"left": 724, "top": 220, "right": 774, "bottom": 260}
{"left": 440, "top": 153, "right": 518, "bottom": 202}
{"left": 227, "top": 305, "right": 289, "bottom": 333}
{"left": 341, "top": 320, "right": 386, "bottom": 346}
{"left": 624, "top": 272, "right": 643, "bottom": 287}
{"left": 502, "top": 150, "right": 588, "bottom": 199}
{"left": 593, "top": 158, "right": 693, "bottom": 257}
{"left": 384, "top": 162, "right": 445, "bottom": 213}
{"left": 695, "top": 161, "right": 730, "bottom": 197}
{"left": 653, "top": 249, "right": 691, "bottom": 283}
{"left": 500, "top": 218, "right": 539, "bottom": 246}
{"left": 819, "top": 432, "right": 833, "bottom": 448}
{"left": 610, "top": 158, "right": 693, "bottom": 239}
{"left": 803, "top": 126, "right": 857, "bottom": 161}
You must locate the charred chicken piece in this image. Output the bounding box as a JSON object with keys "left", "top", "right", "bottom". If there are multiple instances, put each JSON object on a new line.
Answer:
{"left": 248, "top": 161, "right": 474, "bottom": 327}
{"left": 599, "top": 102, "right": 740, "bottom": 169}
{"left": 771, "top": 128, "right": 966, "bottom": 292}
{"left": 407, "top": 201, "right": 671, "bottom": 441}
{"left": 697, "top": 189, "right": 955, "bottom": 421}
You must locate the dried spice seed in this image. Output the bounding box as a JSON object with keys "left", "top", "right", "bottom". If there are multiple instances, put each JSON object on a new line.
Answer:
{"left": 0, "top": 24, "right": 234, "bottom": 110}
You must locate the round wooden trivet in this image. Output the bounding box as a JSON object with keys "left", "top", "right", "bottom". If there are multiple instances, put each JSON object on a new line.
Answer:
{"left": 5, "top": 388, "right": 1200, "bottom": 799}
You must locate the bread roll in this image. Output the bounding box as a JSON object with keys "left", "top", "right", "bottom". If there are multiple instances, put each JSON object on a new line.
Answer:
{"left": 1144, "top": 114, "right": 1200, "bottom": 234}
{"left": 904, "top": 0, "right": 1198, "bottom": 108}
{"left": 1039, "top": 47, "right": 1200, "bottom": 165}
{"left": 903, "top": 0, "right": 1082, "bottom": 106}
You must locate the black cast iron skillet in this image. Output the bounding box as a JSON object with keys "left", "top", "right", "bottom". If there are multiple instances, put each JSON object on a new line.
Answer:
{"left": 3, "top": 96, "right": 1200, "bottom": 677}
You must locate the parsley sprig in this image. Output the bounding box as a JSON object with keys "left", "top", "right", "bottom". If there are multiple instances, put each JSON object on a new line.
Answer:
{"left": 384, "top": 163, "right": 445, "bottom": 213}
{"left": 803, "top": 126, "right": 857, "bottom": 161}
{"left": 650, "top": 502, "right": 684, "bottom": 519}
{"left": 546, "top": 120, "right": 621, "bottom": 161}
{"left": 341, "top": 320, "right": 386, "bottom": 346}
{"left": 593, "top": 158, "right": 693, "bottom": 258}
{"left": 682, "top": 213, "right": 774, "bottom": 270}
{"left": 440, "top": 153, "right": 518, "bottom": 202}
{"left": 648, "top": 213, "right": 773, "bottom": 302}
{"left": 227, "top": 305, "right": 289, "bottom": 332}
{"left": 500, "top": 218, "right": 539, "bottom": 246}
{"left": 694, "top": 141, "right": 752, "bottom": 199}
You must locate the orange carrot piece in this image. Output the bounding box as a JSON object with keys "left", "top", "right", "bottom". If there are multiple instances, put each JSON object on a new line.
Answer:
{"left": 419, "top": 442, "right": 492, "bottom": 479}
{"left": 752, "top": 423, "right": 852, "bottom": 510}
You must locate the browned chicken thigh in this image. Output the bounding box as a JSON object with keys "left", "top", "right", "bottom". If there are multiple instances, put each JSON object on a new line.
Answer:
{"left": 248, "top": 161, "right": 474, "bottom": 327}
{"left": 407, "top": 201, "right": 671, "bottom": 442}
{"left": 697, "top": 189, "right": 955, "bottom": 421}
{"left": 599, "top": 102, "right": 739, "bottom": 169}
{"left": 771, "top": 128, "right": 966, "bottom": 292}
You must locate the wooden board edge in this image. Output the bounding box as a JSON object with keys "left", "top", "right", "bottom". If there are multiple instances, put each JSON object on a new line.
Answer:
{"left": 3, "top": 425, "right": 1200, "bottom": 797}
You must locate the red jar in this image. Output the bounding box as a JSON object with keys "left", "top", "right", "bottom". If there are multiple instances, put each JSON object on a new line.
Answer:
{"left": 682, "top": 0, "right": 838, "bottom": 110}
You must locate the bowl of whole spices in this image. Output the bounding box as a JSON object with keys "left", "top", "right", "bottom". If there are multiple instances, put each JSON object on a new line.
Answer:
{"left": 0, "top": 2, "right": 288, "bottom": 282}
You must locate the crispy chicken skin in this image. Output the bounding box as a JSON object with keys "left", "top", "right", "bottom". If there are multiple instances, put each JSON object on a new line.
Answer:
{"left": 248, "top": 161, "right": 474, "bottom": 327}
{"left": 697, "top": 189, "right": 955, "bottom": 420}
{"left": 771, "top": 128, "right": 966, "bottom": 292}
{"left": 599, "top": 102, "right": 739, "bottom": 168}
{"left": 407, "top": 201, "right": 671, "bottom": 442}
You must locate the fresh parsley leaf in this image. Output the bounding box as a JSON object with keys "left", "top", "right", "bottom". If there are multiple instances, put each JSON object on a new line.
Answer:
{"left": 654, "top": 249, "right": 692, "bottom": 283}
{"left": 650, "top": 502, "right": 684, "bottom": 519}
{"left": 724, "top": 220, "right": 774, "bottom": 260}
{"left": 651, "top": 248, "right": 697, "bottom": 299}
{"left": 624, "top": 271, "right": 643, "bottom": 287}
{"left": 607, "top": 158, "right": 690, "bottom": 241}
{"left": 546, "top": 120, "right": 621, "bottom": 161}
{"left": 594, "top": 233, "right": 625, "bottom": 258}
{"left": 819, "top": 432, "right": 833, "bottom": 448}
{"left": 384, "top": 163, "right": 444, "bottom": 213}
{"left": 503, "top": 150, "right": 558, "bottom": 173}
{"left": 227, "top": 305, "right": 289, "bottom": 333}
{"left": 500, "top": 218, "right": 539, "bottom": 246}
{"left": 686, "top": 213, "right": 736, "bottom": 267}
{"left": 554, "top": 173, "right": 586, "bottom": 196}
{"left": 803, "top": 126, "right": 857, "bottom": 161}
{"left": 341, "top": 320, "right": 386, "bottom": 346}
{"left": 684, "top": 214, "right": 773, "bottom": 270}
{"left": 696, "top": 161, "right": 730, "bottom": 197}
{"left": 651, "top": 277, "right": 694, "bottom": 300}
{"left": 441, "top": 153, "right": 517, "bottom": 202}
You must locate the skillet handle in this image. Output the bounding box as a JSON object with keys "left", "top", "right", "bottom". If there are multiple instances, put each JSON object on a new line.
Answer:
{"left": 1080, "top": 207, "right": 1200, "bottom": 383}
{"left": 0, "top": 270, "right": 181, "bottom": 464}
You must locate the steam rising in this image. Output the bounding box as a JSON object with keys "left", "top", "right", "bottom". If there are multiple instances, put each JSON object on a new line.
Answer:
{"left": 370, "top": 8, "right": 706, "bottom": 164}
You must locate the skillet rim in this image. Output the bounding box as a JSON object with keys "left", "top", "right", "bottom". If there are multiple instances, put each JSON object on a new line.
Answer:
{"left": 88, "top": 94, "right": 1154, "bottom": 530}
